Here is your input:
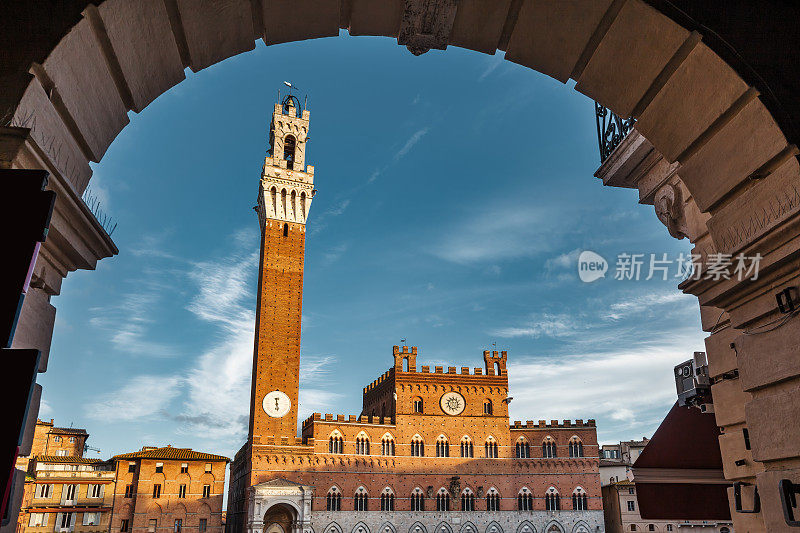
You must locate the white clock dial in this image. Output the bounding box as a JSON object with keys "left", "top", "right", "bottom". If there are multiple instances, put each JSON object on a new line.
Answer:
{"left": 263, "top": 391, "right": 292, "bottom": 418}
{"left": 440, "top": 392, "right": 466, "bottom": 416}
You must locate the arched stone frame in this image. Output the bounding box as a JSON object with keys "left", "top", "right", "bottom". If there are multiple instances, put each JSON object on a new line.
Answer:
{"left": 571, "top": 522, "right": 591, "bottom": 533}
{"left": 459, "top": 522, "right": 478, "bottom": 533}
{"left": 543, "top": 522, "right": 564, "bottom": 533}
{"left": 515, "top": 521, "right": 536, "bottom": 533}
{"left": 355, "top": 431, "right": 370, "bottom": 455}
{"left": 378, "top": 523, "right": 397, "bottom": 533}
{"left": 3, "top": 4, "right": 800, "bottom": 532}
{"left": 435, "top": 434, "right": 449, "bottom": 457}
{"left": 571, "top": 486, "right": 588, "bottom": 511}
{"left": 351, "top": 522, "right": 369, "bottom": 533}
{"left": 323, "top": 523, "right": 343, "bottom": 533}
{"left": 408, "top": 522, "right": 427, "bottom": 533}
{"left": 380, "top": 432, "right": 395, "bottom": 456}
{"left": 485, "top": 521, "right": 503, "bottom": 533}
{"left": 434, "top": 523, "right": 453, "bottom": 533}
{"left": 325, "top": 486, "right": 342, "bottom": 511}
{"left": 379, "top": 487, "right": 395, "bottom": 512}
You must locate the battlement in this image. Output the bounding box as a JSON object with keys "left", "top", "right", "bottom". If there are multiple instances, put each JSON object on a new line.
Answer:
{"left": 509, "top": 419, "right": 597, "bottom": 429}
{"left": 391, "top": 346, "right": 510, "bottom": 377}
{"left": 302, "top": 413, "right": 396, "bottom": 430}
{"left": 363, "top": 368, "right": 395, "bottom": 394}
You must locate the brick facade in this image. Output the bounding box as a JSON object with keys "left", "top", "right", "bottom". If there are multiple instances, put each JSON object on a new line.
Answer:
{"left": 108, "top": 447, "right": 229, "bottom": 533}
{"left": 226, "top": 96, "right": 604, "bottom": 533}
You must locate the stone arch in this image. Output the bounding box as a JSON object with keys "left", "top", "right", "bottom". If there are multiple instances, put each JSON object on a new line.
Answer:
{"left": 408, "top": 523, "right": 427, "bottom": 533}
{"left": 459, "top": 522, "right": 478, "bottom": 533}
{"left": 485, "top": 521, "right": 503, "bottom": 533}
{"left": 378, "top": 524, "right": 397, "bottom": 533}
{"left": 515, "top": 522, "right": 536, "bottom": 533}
{"left": 323, "top": 523, "right": 343, "bottom": 533}
{"left": 543, "top": 523, "right": 564, "bottom": 533}
{"left": 571, "top": 522, "right": 591, "bottom": 533}
{"left": 3, "top": 4, "right": 799, "bottom": 532}
{"left": 351, "top": 522, "right": 369, "bottom": 533}
{"left": 435, "top": 523, "right": 453, "bottom": 533}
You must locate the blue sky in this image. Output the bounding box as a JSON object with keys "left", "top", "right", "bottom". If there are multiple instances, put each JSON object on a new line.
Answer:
{"left": 40, "top": 33, "right": 704, "bottom": 461}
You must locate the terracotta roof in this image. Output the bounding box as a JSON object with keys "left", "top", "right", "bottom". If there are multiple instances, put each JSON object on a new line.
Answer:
{"left": 112, "top": 446, "right": 230, "bottom": 462}
{"left": 49, "top": 427, "right": 88, "bottom": 435}
{"left": 36, "top": 456, "right": 107, "bottom": 464}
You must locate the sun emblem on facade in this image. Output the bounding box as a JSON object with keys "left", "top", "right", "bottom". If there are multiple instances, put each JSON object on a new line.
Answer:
{"left": 440, "top": 392, "right": 466, "bottom": 415}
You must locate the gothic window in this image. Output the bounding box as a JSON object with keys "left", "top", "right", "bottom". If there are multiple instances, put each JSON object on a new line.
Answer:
{"left": 572, "top": 487, "right": 588, "bottom": 510}
{"left": 271, "top": 187, "right": 277, "bottom": 216}
{"left": 411, "top": 488, "right": 425, "bottom": 511}
{"left": 460, "top": 488, "right": 475, "bottom": 511}
{"left": 460, "top": 436, "right": 474, "bottom": 458}
{"left": 326, "top": 487, "right": 341, "bottom": 511}
{"left": 436, "top": 435, "right": 449, "bottom": 457}
{"left": 544, "top": 487, "right": 560, "bottom": 511}
{"left": 380, "top": 488, "right": 395, "bottom": 511}
{"left": 284, "top": 135, "right": 296, "bottom": 169}
{"left": 281, "top": 189, "right": 287, "bottom": 217}
{"left": 543, "top": 437, "right": 557, "bottom": 458}
{"left": 283, "top": 223, "right": 289, "bottom": 237}
{"left": 517, "top": 488, "right": 533, "bottom": 511}
{"left": 485, "top": 436, "right": 499, "bottom": 458}
{"left": 354, "top": 487, "right": 368, "bottom": 511}
{"left": 329, "top": 431, "right": 343, "bottom": 454}
{"left": 355, "top": 432, "right": 370, "bottom": 455}
{"left": 483, "top": 400, "right": 493, "bottom": 415}
{"left": 516, "top": 437, "right": 531, "bottom": 458}
{"left": 410, "top": 435, "right": 424, "bottom": 457}
{"left": 486, "top": 488, "right": 500, "bottom": 511}
{"left": 290, "top": 190, "right": 297, "bottom": 219}
{"left": 381, "top": 433, "right": 395, "bottom": 456}
{"left": 568, "top": 437, "right": 584, "bottom": 458}
{"left": 436, "top": 488, "right": 450, "bottom": 511}
{"left": 300, "top": 192, "right": 306, "bottom": 221}
{"left": 413, "top": 398, "right": 423, "bottom": 413}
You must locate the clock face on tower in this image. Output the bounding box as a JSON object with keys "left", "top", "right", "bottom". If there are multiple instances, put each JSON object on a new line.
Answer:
{"left": 263, "top": 391, "right": 291, "bottom": 418}
{"left": 440, "top": 391, "right": 466, "bottom": 415}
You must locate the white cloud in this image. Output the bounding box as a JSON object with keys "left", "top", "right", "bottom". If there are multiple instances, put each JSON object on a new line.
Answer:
{"left": 603, "top": 291, "right": 691, "bottom": 320}
{"left": 478, "top": 56, "right": 503, "bottom": 81}
{"left": 545, "top": 248, "right": 582, "bottom": 271}
{"left": 86, "top": 375, "right": 182, "bottom": 421}
{"left": 394, "top": 128, "right": 429, "bottom": 161}
{"left": 321, "top": 243, "right": 349, "bottom": 264}
{"left": 429, "top": 207, "right": 562, "bottom": 264}
{"left": 491, "top": 313, "right": 580, "bottom": 339}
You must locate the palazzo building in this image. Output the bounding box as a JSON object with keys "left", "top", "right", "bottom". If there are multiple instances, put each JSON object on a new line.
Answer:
{"left": 225, "top": 94, "right": 604, "bottom": 533}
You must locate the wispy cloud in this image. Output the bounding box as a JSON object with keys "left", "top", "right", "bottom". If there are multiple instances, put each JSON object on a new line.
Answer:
{"left": 491, "top": 313, "right": 580, "bottom": 339}
{"left": 428, "top": 206, "right": 563, "bottom": 264}
{"left": 309, "top": 199, "right": 350, "bottom": 235}
{"left": 321, "top": 243, "right": 349, "bottom": 265}
{"left": 603, "top": 292, "right": 691, "bottom": 320}
{"left": 394, "top": 128, "right": 429, "bottom": 161}
{"left": 478, "top": 55, "right": 504, "bottom": 81}
{"left": 87, "top": 375, "right": 182, "bottom": 421}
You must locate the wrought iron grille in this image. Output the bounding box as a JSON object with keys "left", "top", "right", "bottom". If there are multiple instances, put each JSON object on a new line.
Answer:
{"left": 595, "top": 102, "right": 636, "bottom": 162}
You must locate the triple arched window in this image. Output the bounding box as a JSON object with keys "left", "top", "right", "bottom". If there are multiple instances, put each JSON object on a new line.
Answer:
{"left": 381, "top": 434, "right": 395, "bottom": 456}
{"left": 329, "top": 431, "right": 343, "bottom": 454}
{"left": 544, "top": 487, "right": 561, "bottom": 511}
{"left": 572, "top": 487, "right": 588, "bottom": 510}
{"left": 517, "top": 488, "right": 533, "bottom": 511}
{"left": 568, "top": 437, "right": 584, "bottom": 458}
{"left": 410, "top": 435, "right": 424, "bottom": 457}
{"left": 543, "top": 437, "right": 557, "bottom": 458}
{"left": 436, "top": 435, "right": 450, "bottom": 457}
{"left": 355, "top": 433, "right": 370, "bottom": 455}
{"left": 354, "top": 487, "right": 368, "bottom": 511}
{"left": 486, "top": 488, "right": 500, "bottom": 511}
{"left": 460, "top": 488, "right": 475, "bottom": 511}
{"left": 485, "top": 436, "right": 499, "bottom": 458}
{"left": 436, "top": 488, "right": 450, "bottom": 511}
{"left": 326, "top": 487, "right": 342, "bottom": 511}
{"left": 516, "top": 437, "right": 531, "bottom": 458}
{"left": 460, "top": 436, "right": 474, "bottom": 458}
{"left": 411, "top": 488, "right": 425, "bottom": 511}
{"left": 380, "top": 488, "right": 394, "bottom": 511}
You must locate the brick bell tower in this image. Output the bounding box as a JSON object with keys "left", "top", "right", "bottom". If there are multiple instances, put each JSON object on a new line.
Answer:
{"left": 248, "top": 92, "right": 315, "bottom": 448}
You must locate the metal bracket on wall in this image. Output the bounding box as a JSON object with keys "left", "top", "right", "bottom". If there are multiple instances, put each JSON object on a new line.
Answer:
{"left": 776, "top": 287, "right": 797, "bottom": 314}
{"left": 733, "top": 481, "right": 761, "bottom": 514}
{"left": 780, "top": 479, "right": 800, "bottom": 527}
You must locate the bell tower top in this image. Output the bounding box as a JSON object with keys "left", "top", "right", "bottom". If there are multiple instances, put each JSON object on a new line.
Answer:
{"left": 256, "top": 92, "right": 315, "bottom": 229}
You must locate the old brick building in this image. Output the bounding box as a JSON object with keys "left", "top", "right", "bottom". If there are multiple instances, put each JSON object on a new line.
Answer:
{"left": 108, "top": 446, "right": 229, "bottom": 533}
{"left": 15, "top": 420, "right": 114, "bottom": 533}
{"left": 225, "top": 95, "right": 603, "bottom": 533}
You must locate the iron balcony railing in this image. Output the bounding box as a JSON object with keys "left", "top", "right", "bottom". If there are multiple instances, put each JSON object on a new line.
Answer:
{"left": 595, "top": 102, "right": 636, "bottom": 162}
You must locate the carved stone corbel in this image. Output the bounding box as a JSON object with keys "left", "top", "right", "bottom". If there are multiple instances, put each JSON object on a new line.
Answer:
{"left": 654, "top": 182, "right": 690, "bottom": 240}
{"left": 398, "top": 0, "right": 459, "bottom": 56}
